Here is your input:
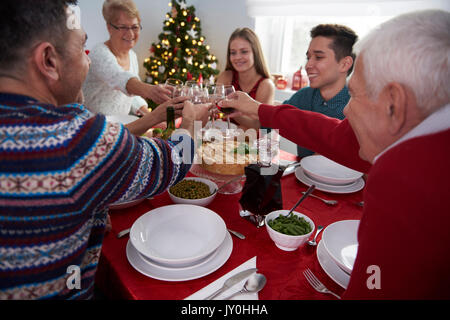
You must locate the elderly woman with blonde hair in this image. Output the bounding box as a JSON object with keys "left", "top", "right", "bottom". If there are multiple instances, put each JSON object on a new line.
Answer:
{"left": 83, "top": 0, "right": 171, "bottom": 116}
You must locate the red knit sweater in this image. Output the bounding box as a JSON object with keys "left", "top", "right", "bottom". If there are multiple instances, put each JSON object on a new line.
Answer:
{"left": 260, "top": 104, "right": 450, "bottom": 299}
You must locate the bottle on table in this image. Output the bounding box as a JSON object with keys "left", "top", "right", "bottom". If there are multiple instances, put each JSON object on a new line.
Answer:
{"left": 291, "top": 66, "right": 303, "bottom": 91}
{"left": 161, "top": 106, "right": 175, "bottom": 140}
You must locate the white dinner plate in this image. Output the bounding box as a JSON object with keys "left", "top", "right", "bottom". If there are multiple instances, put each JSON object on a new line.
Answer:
{"left": 138, "top": 244, "right": 219, "bottom": 271}
{"left": 105, "top": 114, "right": 139, "bottom": 125}
{"left": 300, "top": 155, "right": 363, "bottom": 185}
{"left": 322, "top": 220, "right": 360, "bottom": 274}
{"left": 316, "top": 240, "right": 350, "bottom": 289}
{"left": 130, "top": 204, "right": 227, "bottom": 267}
{"left": 108, "top": 198, "right": 145, "bottom": 210}
{"left": 295, "top": 166, "right": 365, "bottom": 194}
{"left": 126, "top": 231, "right": 233, "bottom": 281}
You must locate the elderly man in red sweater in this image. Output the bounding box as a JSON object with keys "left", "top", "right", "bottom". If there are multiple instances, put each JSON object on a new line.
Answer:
{"left": 220, "top": 9, "right": 450, "bottom": 299}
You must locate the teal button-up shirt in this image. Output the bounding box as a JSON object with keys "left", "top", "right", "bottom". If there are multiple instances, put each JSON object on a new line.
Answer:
{"left": 282, "top": 86, "right": 350, "bottom": 157}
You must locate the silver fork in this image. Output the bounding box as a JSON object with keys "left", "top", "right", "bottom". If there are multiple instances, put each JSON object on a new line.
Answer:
{"left": 301, "top": 191, "right": 338, "bottom": 206}
{"left": 303, "top": 268, "right": 341, "bottom": 299}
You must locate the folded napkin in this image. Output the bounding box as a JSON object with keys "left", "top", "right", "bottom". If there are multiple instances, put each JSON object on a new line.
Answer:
{"left": 185, "top": 256, "right": 258, "bottom": 300}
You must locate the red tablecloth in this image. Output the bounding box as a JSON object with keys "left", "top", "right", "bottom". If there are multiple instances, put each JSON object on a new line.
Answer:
{"left": 96, "top": 153, "right": 364, "bottom": 300}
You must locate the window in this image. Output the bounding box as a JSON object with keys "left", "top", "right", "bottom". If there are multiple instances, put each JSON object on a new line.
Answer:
{"left": 249, "top": 0, "right": 449, "bottom": 76}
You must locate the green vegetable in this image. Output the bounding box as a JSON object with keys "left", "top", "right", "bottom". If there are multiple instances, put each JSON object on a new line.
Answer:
{"left": 233, "top": 143, "right": 250, "bottom": 155}
{"left": 268, "top": 212, "right": 312, "bottom": 236}
{"left": 169, "top": 180, "right": 211, "bottom": 199}
{"left": 233, "top": 142, "right": 258, "bottom": 155}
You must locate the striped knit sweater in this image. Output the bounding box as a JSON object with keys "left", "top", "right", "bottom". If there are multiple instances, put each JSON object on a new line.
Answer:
{"left": 0, "top": 93, "right": 193, "bottom": 299}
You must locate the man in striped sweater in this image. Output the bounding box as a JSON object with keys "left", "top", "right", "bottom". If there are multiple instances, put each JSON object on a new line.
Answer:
{"left": 0, "top": 0, "right": 210, "bottom": 299}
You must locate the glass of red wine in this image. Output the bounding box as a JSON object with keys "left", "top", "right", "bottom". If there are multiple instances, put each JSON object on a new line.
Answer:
{"left": 215, "top": 85, "right": 235, "bottom": 138}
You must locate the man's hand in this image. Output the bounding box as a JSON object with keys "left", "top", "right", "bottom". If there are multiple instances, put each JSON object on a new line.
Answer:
{"left": 180, "top": 101, "right": 211, "bottom": 136}
{"left": 218, "top": 91, "right": 261, "bottom": 121}
{"left": 149, "top": 96, "right": 189, "bottom": 123}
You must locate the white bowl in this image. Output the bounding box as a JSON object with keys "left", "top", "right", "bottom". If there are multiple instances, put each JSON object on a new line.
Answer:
{"left": 322, "top": 220, "right": 360, "bottom": 274}
{"left": 300, "top": 155, "right": 363, "bottom": 185}
{"left": 265, "top": 210, "right": 315, "bottom": 251}
{"left": 130, "top": 204, "right": 226, "bottom": 267}
{"left": 168, "top": 177, "right": 217, "bottom": 207}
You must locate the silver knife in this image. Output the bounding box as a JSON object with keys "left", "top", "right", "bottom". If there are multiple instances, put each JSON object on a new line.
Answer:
{"left": 204, "top": 268, "right": 257, "bottom": 300}
{"left": 282, "top": 162, "right": 301, "bottom": 176}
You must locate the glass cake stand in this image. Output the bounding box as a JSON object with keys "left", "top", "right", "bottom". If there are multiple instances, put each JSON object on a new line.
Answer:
{"left": 189, "top": 163, "right": 245, "bottom": 195}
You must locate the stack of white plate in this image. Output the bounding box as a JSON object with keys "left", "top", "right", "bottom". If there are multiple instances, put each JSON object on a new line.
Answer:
{"left": 316, "top": 220, "right": 360, "bottom": 289}
{"left": 126, "top": 204, "right": 233, "bottom": 281}
{"left": 295, "top": 155, "right": 365, "bottom": 194}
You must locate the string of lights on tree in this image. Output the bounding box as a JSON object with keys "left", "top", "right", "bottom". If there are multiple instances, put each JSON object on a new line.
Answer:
{"left": 144, "top": 0, "right": 220, "bottom": 85}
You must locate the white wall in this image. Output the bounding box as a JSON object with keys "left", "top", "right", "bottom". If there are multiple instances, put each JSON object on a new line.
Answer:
{"left": 78, "top": 0, "right": 254, "bottom": 79}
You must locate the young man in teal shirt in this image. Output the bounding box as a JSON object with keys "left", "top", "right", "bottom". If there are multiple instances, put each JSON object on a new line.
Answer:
{"left": 282, "top": 24, "right": 358, "bottom": 157}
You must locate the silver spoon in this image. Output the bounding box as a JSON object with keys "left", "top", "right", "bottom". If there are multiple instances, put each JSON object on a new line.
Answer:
{"left": 307, "top": 225, "right": 324, "bottom": 246}
{"left": 301, "top": 192, "right": 338, "bottom": 206}
{"left": 223, "top": 273, "right": 267, "bottom": 300}
{"left": 287, "top": 184, "right": 316, "bottom": 215}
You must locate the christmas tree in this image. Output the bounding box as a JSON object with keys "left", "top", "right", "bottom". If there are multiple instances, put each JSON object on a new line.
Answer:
{"left": 144, "top": 0, "right": 220, "bottom": 86}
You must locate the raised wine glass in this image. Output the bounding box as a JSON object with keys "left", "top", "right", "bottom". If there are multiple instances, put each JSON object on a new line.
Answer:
{"left": 185, "top": 80, "right": 202, "bottom": 89}
{"left": 165, "top": 78, "right": 182, "bottom": 97}
{"left": 206, "top": 84, "right": 218, "bottom": 129}
{"left": 191, "top": 85, "right": 207, "bottom": 104}
{"left": 222, "top": 85, "right": 236, "bottom": 134}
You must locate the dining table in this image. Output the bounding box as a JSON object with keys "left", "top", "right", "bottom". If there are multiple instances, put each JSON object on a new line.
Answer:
{"left": 95, "top": 150, "right": 365, "bottom": 300}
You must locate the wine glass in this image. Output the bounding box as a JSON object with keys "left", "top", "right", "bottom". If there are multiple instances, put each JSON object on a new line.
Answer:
{"left": 221, "top": 85, "right": 236, "bottom": 133}
{"left": 165, "top": 78, "right": 182, "bottom": 98}
{"left": 165, "top": 78, "right": 182, "bottom": 87}
{"left": 206, "top": 84, "right": 218, "bottom": 128}
{"left": 172, "top": 84, "right": 184, "bottom": 98}
{"left": 185, "top": 80, "right": 202, "bottom": 88}
{"left": 191, "top": 85, "right": 207, "bottom": 104}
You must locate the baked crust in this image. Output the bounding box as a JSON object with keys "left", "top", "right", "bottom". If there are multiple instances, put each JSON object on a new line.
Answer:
{"left": 198, "top": 140, "right": 257, "bottom": 176}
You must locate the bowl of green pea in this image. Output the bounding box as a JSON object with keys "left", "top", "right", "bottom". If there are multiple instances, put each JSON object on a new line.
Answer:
{"left": 265, "top": 210, "right": 315, "bottom": 251}
{"left": 168, "top": 177, "right": 218, "bottom": 207}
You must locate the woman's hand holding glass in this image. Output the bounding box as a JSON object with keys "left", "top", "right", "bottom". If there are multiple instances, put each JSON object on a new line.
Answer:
{"left": 148, "top": 83, "right": 172, "bottom": 104}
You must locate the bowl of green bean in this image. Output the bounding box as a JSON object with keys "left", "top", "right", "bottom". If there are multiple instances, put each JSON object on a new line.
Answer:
{"left": 168, "top": 177, "right": 218, "bottom": 207}
{"left": 265, "top": 210, "right": 315, "bottom": 251}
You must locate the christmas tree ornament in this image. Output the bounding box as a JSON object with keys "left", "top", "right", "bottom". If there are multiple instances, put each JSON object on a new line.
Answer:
{"left": 171, "top": 6, "right": 177, "bottom": 18}
{"left": 187, "top": 27, "right": 198, "bottom": 39}
{"left": 179, "top": 1, "right": 188, "bottom": 10}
